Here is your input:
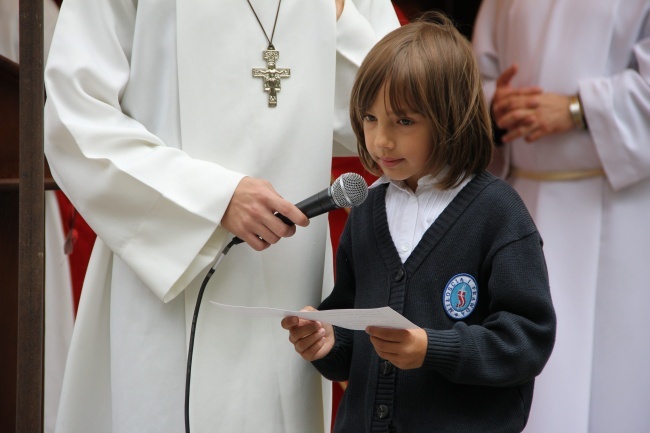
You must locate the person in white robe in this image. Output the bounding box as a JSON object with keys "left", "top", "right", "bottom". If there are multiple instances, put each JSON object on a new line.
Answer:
{"left": 472, "top": 1, "right": 650, "bottom": 432}
{"left": 44, "top": 1, "right": 399, "bottom": 432}
{"left": 0, "top": 1, "right": 75, "bottom": 432}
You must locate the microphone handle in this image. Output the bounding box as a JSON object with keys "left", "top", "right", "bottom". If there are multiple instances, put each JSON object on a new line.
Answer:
{"left": 294, "top": 187, "right": 336, "bottom": 219}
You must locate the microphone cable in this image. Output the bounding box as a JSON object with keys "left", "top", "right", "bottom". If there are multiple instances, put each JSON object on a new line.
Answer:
{"left": 184, "top": 236, "right": 242, "bottom": 433}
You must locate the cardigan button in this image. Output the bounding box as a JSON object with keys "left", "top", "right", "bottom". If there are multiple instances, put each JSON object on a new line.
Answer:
{"left": 380, "top": 360, "right": 394, "bottom": 375}
{"left": 376, "top": 404, "right": 390, "bottom": 419}
{"left": 394, "top": 268, "right": 405, "bottom": 281}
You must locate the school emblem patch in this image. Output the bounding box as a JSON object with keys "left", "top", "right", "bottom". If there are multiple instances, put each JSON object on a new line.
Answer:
{"left": 443, "top": 273, "right": 478, "bottom": 320}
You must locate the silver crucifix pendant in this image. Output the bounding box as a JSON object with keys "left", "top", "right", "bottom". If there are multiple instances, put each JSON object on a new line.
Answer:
{"left": 253, "top": 47, "right": 290, "bottom": 107}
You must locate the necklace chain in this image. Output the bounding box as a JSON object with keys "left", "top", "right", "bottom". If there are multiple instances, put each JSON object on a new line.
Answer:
{"left": 246, "top": 0, "right": 282, "bottom": 50}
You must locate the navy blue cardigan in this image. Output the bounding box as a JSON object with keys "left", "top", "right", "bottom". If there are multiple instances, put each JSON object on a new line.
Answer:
{"left": 313, "top": 171, "right": 556, "bottom": 433}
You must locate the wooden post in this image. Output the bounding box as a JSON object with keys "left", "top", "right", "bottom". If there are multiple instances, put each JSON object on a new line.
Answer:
{"left": 16, "top": 0, "right": 45, "bottom": 431}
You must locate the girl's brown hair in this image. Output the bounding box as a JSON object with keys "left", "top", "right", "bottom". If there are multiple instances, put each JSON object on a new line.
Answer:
{"left": 350, "top": 12, "right": 493, "bottom": 189}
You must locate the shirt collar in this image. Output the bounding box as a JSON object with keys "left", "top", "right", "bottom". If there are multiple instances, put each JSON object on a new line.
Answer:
{"left": 369, "top": 174, "right": 439, "bottom": 193}
{"left": 369, "top": 172, "right": 474, "bottom": 196}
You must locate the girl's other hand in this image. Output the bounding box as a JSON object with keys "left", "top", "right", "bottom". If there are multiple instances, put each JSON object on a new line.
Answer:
{"left": 281, "top": 306, "right": 335, "bottom": 361}
{"left": 366, "top": 326, "right": 428, "bottom": 370}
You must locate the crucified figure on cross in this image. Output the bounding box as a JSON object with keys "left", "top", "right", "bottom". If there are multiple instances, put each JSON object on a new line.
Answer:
{"left": 253, "top": 48, "right": 290, "bottom": 107}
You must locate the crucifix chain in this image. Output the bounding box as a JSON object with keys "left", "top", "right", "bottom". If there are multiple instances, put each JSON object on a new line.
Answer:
{"left": 246, "top": 0, "right": 290, "bottom": 107}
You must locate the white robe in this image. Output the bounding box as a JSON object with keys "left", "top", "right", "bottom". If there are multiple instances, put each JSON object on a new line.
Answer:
{"left": 0, "top": 2, "right": 74, "bottom": 433}
{"left": 44, "top": 1, "right": 399, "bottom": 432}
{"left": 473, "top": 1, "right": 650, "bottom": 432}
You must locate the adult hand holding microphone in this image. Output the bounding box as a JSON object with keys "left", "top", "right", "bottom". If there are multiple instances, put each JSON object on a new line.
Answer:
{"left": 221, "top": 172, "right": 368, "bottom": 250}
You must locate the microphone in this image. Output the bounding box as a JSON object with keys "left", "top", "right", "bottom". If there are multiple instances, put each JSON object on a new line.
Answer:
{"left": 232, "top": 172, "right": 369, "bottom": 245}
{"left": 278, "top": 172, "right": 369, "bottom": 223}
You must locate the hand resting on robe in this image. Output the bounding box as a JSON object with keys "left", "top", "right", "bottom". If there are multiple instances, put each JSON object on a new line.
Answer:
{"left": 492, "top": 64, "right": 577, "bottom": 143}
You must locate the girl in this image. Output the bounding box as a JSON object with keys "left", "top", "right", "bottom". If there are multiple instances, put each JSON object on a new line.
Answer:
{"left": 282, "top": 13, "right": 556, "bottom": 433}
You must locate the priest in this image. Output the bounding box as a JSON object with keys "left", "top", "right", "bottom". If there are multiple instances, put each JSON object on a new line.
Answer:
{"left": 44, "top": 1, "right": 399, "bottom": 432}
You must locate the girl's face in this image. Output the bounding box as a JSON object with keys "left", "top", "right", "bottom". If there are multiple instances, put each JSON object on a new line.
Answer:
{"left": 363, "top": 87, "right": 434, "bottom": 191}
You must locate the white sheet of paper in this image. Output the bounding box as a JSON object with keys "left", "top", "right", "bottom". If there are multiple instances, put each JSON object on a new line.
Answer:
{"left": 209, "top": 302, "right": 418, "bottom": 330}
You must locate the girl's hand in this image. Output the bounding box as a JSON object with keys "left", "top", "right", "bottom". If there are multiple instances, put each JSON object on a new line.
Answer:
{"left": 366, "top": 326, "right": 428, "bottom": 370}
{"left": 281, "top": 306, "right": 335, "bottom": 361}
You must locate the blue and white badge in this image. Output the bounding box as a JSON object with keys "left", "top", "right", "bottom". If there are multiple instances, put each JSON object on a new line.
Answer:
{"left": 443, "top": 273, "right": 478, "bottom": 320}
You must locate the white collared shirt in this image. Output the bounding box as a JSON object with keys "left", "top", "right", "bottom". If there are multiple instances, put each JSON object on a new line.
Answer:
{"left": 370, "top": 174, "right": 472, "bottom": 263}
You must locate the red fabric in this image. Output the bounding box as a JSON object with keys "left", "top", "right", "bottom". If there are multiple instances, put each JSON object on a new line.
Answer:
{"left": 328, "top": 157, "right": 378, "bottom": 257}
{"left": 393, "top": 3, "right": 410, "bottom": 26}
{"left": 55, "top": 190, "right": 96, "bottom": 316}
{"left": 328, "top": 157, "right": 377, "bottom": 430}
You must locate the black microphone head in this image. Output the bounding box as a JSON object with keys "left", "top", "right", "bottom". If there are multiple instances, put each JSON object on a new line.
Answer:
{"left": 330, "top": 172, "right": 368, "bottom": 208}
